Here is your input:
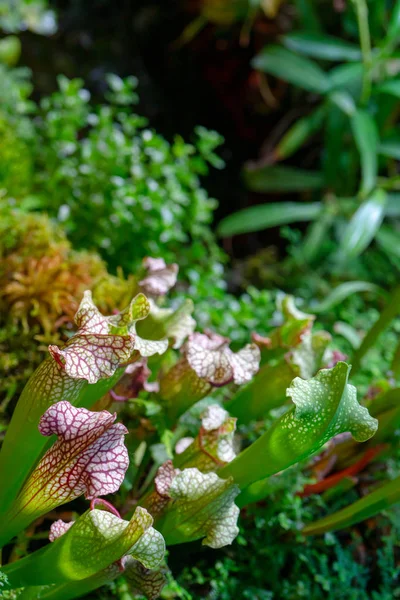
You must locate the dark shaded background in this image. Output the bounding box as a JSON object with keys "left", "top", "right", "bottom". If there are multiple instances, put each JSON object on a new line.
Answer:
{"left": 20, "top": 0, "right": 295, "bottom": 259}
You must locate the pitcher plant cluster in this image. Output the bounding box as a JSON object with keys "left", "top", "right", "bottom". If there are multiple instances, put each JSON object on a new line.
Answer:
{"left": 0, "top": 258, "right": 384, "bottom": 599}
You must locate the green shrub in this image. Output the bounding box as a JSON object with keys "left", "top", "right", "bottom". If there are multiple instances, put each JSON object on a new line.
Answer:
{"left": 0, "top": 69, "right": 226, "bottom": 300}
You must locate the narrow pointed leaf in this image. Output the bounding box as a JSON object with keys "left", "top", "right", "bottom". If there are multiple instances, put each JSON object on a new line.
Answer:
{"left": 328, "top": 63, "right": 363, "bottom": 97}
{"left": 243, "top": 166, "right": 324, "bottom": 193}
{"left": 252, "top": 45, "right": 331, "bottom": 94}
{"left": 310, "top": 281, "right": 382, "bottom": 314}
{"left": 386, "top": 194, "right": 400, "bottom": 216}
{"left": 282, "top": 32, "right": 362, "bottom": 61}
{"left": 218, "top": 201, "right": 322, "bottom": 236}
{"left": 379, "top": 136, "right": 400, "bottom": 160}
{"left": 385, "top": 0, "right": 400, "bottom": 46}
{"left": 339, "top": 190, "right": 387, "bottom": 259}
{"left": 273, "top": 105, "right": 326, "bottom": 161}
{"left": 352, "top": 283, "right": 400, "bottom": 374}
{"left": 376, "top": 226, "right": 400, "bottom": 260}
{"left": 376, "top": 79, "right": 400, "bottom": 98}
{"left": 350, "top": 110, "right": 379, "bottom": 195}
{"left": 303, "top": 475, "right": 400, "bottom": 535}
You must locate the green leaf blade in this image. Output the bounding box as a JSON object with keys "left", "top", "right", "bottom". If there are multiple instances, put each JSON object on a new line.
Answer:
{"left": 350, "top": 110, "right": 379, "bottom": 196}
{"left": 339, "top": 190, "right": 387, "bottom": 259}
{"left": 252, "top": 45, "right": 331, "bottom": 94}
{"left": 310, "top": 281, "right": 382, "bottom": 314}
{"left": 303, "top": 475, "right": 400, "bottom": 536}
{"left": 218, "top": 201, "right": 322, "bottom": 236}
{"left": 282, "top": 32, "right": 362, "bottom": 62}
{"left": 1, "top": 507, "right": 156, "bottom": 589}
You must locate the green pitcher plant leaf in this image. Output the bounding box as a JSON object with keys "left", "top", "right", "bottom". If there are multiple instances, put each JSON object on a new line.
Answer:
{"left": 15, "top": 566, "right": 123, "bottom": 600}
{"left": 154, "top": 464, "right": 240, "bottom": 549}
{"left": 220, "top": 362, "right": 378, "bottom": 490}
{"left": 123, "top": 556, "right": 167, "bottom": 600}
{"left": 159, "top": 331, "right": 260, "bottom": 422}
{"left": 1, "top": 504, "right": 164, "bottom": 589}
{"left": 226, "top": 360, "right": 299, "bottom": 422}
{"left": 14, "top": 512, "right": 166, "bottom": 600}
{"left": 227, "top": 296, "right": 331, "bottom": 423}
{"left": 138, "top": 298, "right": 196, "bottom": 349}
{"left": 270, "top": 295, "right": 315, "bottom": 349}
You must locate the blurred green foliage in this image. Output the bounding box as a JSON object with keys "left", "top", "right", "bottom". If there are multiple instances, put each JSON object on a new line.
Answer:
{"left": 0, "top": 0, "right": 56, "bottom": 34}
{"left": 218, "top": 0, "right": 400, "bottom": 292}
{"left": 0, "top": 67, "right": 227, "bottom": 302}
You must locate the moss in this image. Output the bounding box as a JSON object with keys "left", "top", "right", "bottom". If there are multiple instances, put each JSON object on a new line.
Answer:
{"left": 0, "top": 207, "right": 134, "bottom": 410}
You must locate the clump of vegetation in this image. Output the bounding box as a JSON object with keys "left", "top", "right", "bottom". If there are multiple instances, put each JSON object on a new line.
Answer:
{"left": 1, "top": 1, "right": 400, "bottom": 598}
{"left": 0, "top": 66, "right": 226, "bottom": 300}
{"left": 0, "top": 207, "right": 136, "bottom": 409}
{"left": 0, "top": 257, "right": 388, "bottom": 600}
{"left": 217, "top": 0, "right": 400, "bottom": 295}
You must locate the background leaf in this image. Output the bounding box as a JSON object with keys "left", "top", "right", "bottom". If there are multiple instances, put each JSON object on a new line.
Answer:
{"left": 252, "top": 45, "right": 331, "bottom": 94}
{"left": 378, "top": 136, "right": 400, "bottom": 160}
{"left": 274, "top": 105, "right": 326, "bottom": 161}
{"left": 386, "top": 194, "right": 400, "bottom": 216}
{"left": 217, "top": 201, "right": 322, "bottom": 236}
{"left": 376, "top": 79, "right": 400, "bottom": 98}
{"left": 376, "top": 225, "right": 400, "bottom": 259}
{"left": 243, "top": 164, "right": 324, "bottom": 193}
{"left": 310, "top": 281, "right": 383, "bottom": 314}
{"left": 339, "top": 190, "right": 387, "bottom": 259}
{"left": 303, "top": 475, "right": 400, "bottom": 536}
{"left": 350, "top": 110, "right": 379, "bottom": 196}
{"left": 282, "top": 32, "right": 362, "bottom": 62}
{"left": 328, "top": 63, "right": 364, "bottom": 97}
